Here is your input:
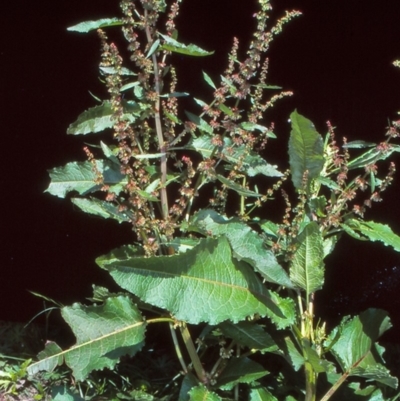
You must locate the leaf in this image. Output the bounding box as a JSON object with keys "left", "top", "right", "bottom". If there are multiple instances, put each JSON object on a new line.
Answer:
{"left": 343, "top": 140, "right": 376, "bottom": 149}
{"left": 100, "top": 66, "right": 137, "bottom": 76}
{"left": 217, "top": 175, "right": 262, "bottom": 197}
{"left": 185, "top": 111, "right": 214, "bottom": 134}
{"left": 46, "top": 160, "right": 125, "bottom": 198}
{"left": 288, "top": 110, "right": 325, "bottom": 190}
{"left": 202, "top": 71, "right": 217, "bottom": 89}
{"left": 97, "top": 236, "right": 295, "bottom": 328}
{"left": 190, "top": 209, "right": 293, "bottom": 287}
{"left": 189, "top": 385, "right": 222, "bottom": 401}
{"left": 51, "top": 386, "right": 84, "bottom": 401}
{"left": 189, "top": 136, "right": 283, "bottom": 177}
{"left": 250, "top": 386, "right": 278, "bottom": 401}
{"left": 345, "top": 144, "right": 400, "bottom": 171}
{"left": 290, "top": 222, "right": 324, "bottom": 297}
{"left": 27, "top": 296, "right": 146, "bottom": 381}
{"left": 343, "top": 219, "right": 400, "bottom": 252}
{"left": 71, "top": 197, "right": 131, "bottom": 223}
{"left": 330, "top": 309, "right": 397, "bottom": 388}
{"left": 159, "top": 33, "right": 214, "bottom": 56}
{"left": 240, "top": 122, "right": 276, "bottom": 138}
{"left": 67, "top": 101, "right": 141, "bottom": 135}
{"left": 67, "top": 18, "right": 123, "bottom": 33}
{"left": 219, "top": 321, "right": 278, "bottom": 351}
{"left": 146, "top": 38, "right": 160, "bottom": 58}
{"left": 284, "top": 336, "right": 304, "bottom": 371}
{"left": 216, "top": 358, "right": 267, "bottom": 390}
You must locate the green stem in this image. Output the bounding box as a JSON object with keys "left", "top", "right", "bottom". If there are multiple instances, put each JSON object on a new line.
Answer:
{"left": 180, "top": 323, "right": 207, "bottom": 384}
{"left": 168, "top": 322, "right": 188, "bottom": 374}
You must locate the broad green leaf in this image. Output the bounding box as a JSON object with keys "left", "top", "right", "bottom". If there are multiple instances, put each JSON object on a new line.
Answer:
{"left": 290, "top": 222, "right": 324, "bottom": 297}
{"left": 46, "top": 160, "right": 125, "bottom": 198}
{"left": 343, "top": 219, "right": 400, "bottom": 252}
{"left": 189, "top": 385, "right": 222, "bottom": 401}
{"left": 330, "top": 309, "right": 397, "bottom": 388}
{"left": 216, "top": 358, "right": 267, "bottom": 390}
{"left": 189, "top": 136, "right": 283, "bottom": 177}
{"left": 250, "top": 386, "right": 278, "bottom": 401}
{"left": 28, "top": 296, "right": 146, "bottom": 381}
{"left": 288, "top": 110, "right": 325, "bottom": 190}
{"left": 67, "top": 18, "right": 123, "bottom": 33}
{"left": 219, "top": 321, "right": 278, "bottom": 351}
{"left": 217, "top": 175, "right": 262, "bottom": 197}
{"left": 71, "top": 197, "right": 131, "bottom": 223}
{"left": 190, "top": 209, "right": 293, "bottom": 287}
{"left": 159, "top": 33, "right": 214, "bottom": 56}
{"left": 350, "top": 364, "right": 398, "bottom": 388}
{"left": 185, "top": 111, "right": 214, "bottom": 134}
{"left": 67, "top": 100, "right": 141, "bottom": 135}
{"left": 97, "top": 236, "right": 295, "bottom": 328}
{"left": 203, "top": 70, "right": 217, "bottom": 89}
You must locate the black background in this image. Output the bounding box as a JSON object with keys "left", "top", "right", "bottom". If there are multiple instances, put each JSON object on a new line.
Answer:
{"left": 2, "top": 0, "right": 400, "bottom": 341}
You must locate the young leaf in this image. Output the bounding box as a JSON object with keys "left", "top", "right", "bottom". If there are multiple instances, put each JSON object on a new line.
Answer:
{"left": 67, "top": 18, "right": 123, "bottom": 33}
{"left": 97, "top": 236, "right": 295, "bottom": 328}
{"left": 67, "top": 101, "right": 141, "bottom": 135}
{"left": 290, "top": 222, "right": 325, "bottom": 297}
{"left": 159, "top": 33, "right": 214, "bottom": 56}
{"left": 288, "top": 110, "right": 325, "bottom": 190}
{"left": 27, "top": 296, "right": 146, "bottom": 381}
{"left": 343, "top": 219, "right": 400, "bottom": 252}
{"left": 190, "top": 209, "right": 293, "bottom": 288}
{"left": 46, "top": 160, "right": 125, "bottom": 198}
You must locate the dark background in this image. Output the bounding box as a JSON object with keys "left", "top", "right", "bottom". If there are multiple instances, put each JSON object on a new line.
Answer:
{"left": 2, "top": 0, "right": 400, "bottom": 340}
